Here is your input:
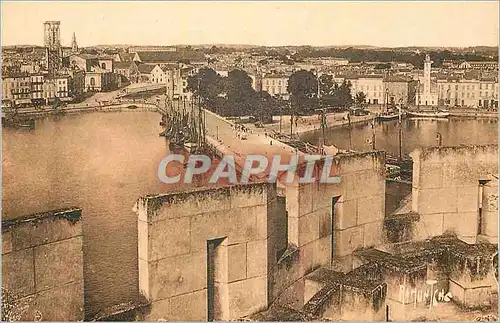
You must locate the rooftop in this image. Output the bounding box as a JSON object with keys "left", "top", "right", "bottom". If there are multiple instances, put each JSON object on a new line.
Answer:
{"left": 134, "top": 50, "right": 205, "bottom": 63}
{"left": 114, "top": 61, "right": 132, "bottom": 69}
{"left": 137, "top": 63, "right": 156, "bottom": 74}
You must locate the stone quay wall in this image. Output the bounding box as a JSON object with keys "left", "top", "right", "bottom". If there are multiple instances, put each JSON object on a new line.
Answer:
{"left": 1, "top": 208, "right": 84, "bottom": 321}
{"left": 410, "top": 144, "right": 498, "bottom": 243}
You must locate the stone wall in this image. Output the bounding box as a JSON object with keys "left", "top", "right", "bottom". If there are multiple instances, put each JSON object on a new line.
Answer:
{"left": 479, "top": 174, "right": 498, "bottom": 244}
{"left": 332, "top": 151, "right": 386, "bottom": 271}
{"left": 269, "top": 151, "right": 386, "bottom": 307}
{"left": 135, "top": 182, "right": 277, "bottom": 321}
{"left": 1, "top": 208, "right": 84, "bottom": 321}
{"left": 410, "top": 144, "right": 498, "bottom": 243}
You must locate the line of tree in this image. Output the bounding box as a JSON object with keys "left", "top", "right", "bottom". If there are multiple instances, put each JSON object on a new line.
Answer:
{"left": 288, "top": 70, "right": 357, "bottom": 113}
{"left": 221, "top": 47, "right": 497, "bottom": 69}
{"left": 293, "top": 48, "right": 497, "bottom": 69}
{"left": 187, "top": 67, "right": 278, "bottom": 122}
{"left": 188, "top": 68, "right": 363, "bottom": 119}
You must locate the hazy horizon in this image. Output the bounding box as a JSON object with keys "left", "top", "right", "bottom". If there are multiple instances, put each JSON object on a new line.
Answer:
{"left": 2, "top": 1, "right": 499, "bottom": 48}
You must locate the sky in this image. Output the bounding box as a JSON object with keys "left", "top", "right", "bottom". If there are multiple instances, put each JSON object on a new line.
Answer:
{"left": 1, "top": 1, "right": 499, "bottom": 48}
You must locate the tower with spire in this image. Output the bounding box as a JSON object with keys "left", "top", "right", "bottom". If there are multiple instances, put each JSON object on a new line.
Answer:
{"left": 71, "top": 32, "right": 78, "bottom": 54}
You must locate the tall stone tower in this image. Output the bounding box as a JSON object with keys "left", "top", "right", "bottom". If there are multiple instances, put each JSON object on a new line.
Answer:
{"left": 44, "top": 21, "right": 61, "bottom": 48}
{"left": 44, "top": 21, "right": 63, "bottom": 75}
{"left": 416, "top": 54, "right": 437, "bottom": 106}
{"left": 71, "top": 32, "right": 78, "bottom": 53}
{"left": 423, "top": 54, "right": 432, "bottom": 98}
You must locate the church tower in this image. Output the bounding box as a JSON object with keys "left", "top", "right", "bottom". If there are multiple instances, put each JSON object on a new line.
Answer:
{"left": 44, "top": 21, "right": 63, "bottom": 75}
{"left": 71, "top": 32, "right": 78, "bottom": 54}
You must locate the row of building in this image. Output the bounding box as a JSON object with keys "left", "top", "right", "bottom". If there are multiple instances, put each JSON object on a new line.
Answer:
{"left": 2, "top": 21, "right": 498, "bottom": 109}
{"left": 1, "top": 53, "right": 121, "bottom": 106}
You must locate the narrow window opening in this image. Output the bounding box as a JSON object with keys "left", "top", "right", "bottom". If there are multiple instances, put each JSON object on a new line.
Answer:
{"left": 207, "top": 237, "right": 226, "bottom": 321}
{"left": 331, "top": 195, "right": 341, "bottom": 262}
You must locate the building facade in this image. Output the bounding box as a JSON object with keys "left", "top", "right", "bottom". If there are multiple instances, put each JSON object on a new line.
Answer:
{"left": 261, "top": 73, "right": 290, "bottom": 100}
{"left": 437, "top": 76, "right": 499, "bottom": 108}
{"left": 349, "top": 75, "right": 385, "bottom": 105}
{"left": 1, "top": 74, "right": 32, "bottom": 105}
{"left": 384, "top": 76, "right": 413, "bottom": 105}
{"left": 30, "top": 74, "right": 45, "bottom": 104}
{"left": 84, "top": 71, "right": 116, "bottom": 92}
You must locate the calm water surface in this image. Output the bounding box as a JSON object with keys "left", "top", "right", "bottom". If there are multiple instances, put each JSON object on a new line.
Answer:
{"left": 302, "top": 117, "right": 498, "bottom": 156}
{"left": 2, "top": 111, "right": 191, "bottom": 317}
{"left": 3, "top": 113, "right": 498, "bottom": 317}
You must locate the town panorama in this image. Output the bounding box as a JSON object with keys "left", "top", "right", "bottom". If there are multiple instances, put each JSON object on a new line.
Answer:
{"left": 1, "top": 1, "right": 499, "bottom": 322}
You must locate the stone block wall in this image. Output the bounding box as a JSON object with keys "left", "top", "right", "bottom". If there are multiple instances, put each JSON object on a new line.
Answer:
{"left": 1, "top": 208, "right": 84, "bottom": 321}
{"left": 135, "top": 182, "right": 277, "bottom": 321}
{"left": 271, "top": 151, "right": 386, "bottom": 307}
{"left": 480, "top": 175, "right": 498, "bottom": 244}
{"left": 411, "top": 144, "right": 498, "bottom": 243}
{"left": 331, "top": 151, "right": 386, "bottom": 271}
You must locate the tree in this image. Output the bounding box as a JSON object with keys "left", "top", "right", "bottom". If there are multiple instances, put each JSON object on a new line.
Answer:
{"left": 254, "top": 91, "right": 277, "bottom": 123}
{"left": 187, "top": 67, "right": 223, "bottom": 108}
{"left": 319, "top": 74, "right": 334, "bottom": 96}
{"left": 224, "top": 69, "right": 257, "bottom": 116}
{"left": 287, "top": 70, "right": 319, "bottom": 114}
{"left": 355, "top": 92, "right": 367, "bottom": 108}
{"left": 208, "top": 45, "right": 219, "bottom": 54}
{"left": 322, "top": 80, "right": 354, "bottom": 108}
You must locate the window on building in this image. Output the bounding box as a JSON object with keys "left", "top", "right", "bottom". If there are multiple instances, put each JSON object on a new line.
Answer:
{"left": 90, "top": 77, "right": 95, "bottom": 86}
{"left": 101, "top": 63, "right": 106, "bottom": 69}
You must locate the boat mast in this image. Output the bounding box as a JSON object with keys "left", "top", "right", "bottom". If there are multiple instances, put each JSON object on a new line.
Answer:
{"left": 398, "top": 98, "right": 403, "bottom": 160}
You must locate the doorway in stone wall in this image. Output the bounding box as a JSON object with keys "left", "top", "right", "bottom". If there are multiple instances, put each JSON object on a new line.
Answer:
{"left": 331, "top": 196, "right": 341, "bottom": 262}
{"left": 207, "top": 237, "right": 227, "bottom": 321}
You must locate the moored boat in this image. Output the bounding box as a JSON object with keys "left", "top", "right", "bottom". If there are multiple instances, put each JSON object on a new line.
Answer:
{"left": 183, "top": 142, "right": 198, "bottom": 153}
{"left": 377, "top": 112, "right": 402, "bottom": 121}
{"left": 407, "top": 110, "right": 450, "bottom": 118}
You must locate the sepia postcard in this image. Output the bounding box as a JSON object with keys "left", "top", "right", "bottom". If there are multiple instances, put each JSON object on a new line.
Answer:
{"left": 1, "top": 1, "right": 499, "bottom": 321}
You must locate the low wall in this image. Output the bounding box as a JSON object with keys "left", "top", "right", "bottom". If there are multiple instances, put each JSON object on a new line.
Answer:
{"left": 1, "top": 208, "right": 84, "bottom": 321}
{"left": 135, "top": 182, "right": 278, "bottom": 321}
{"left": 3, "top": 102, "right": 160, "bottom": 120}
{"left": 410, "top": 144, "right": 498, "bottom": 243}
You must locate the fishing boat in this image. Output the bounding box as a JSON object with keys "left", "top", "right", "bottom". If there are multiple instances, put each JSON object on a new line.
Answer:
{"left": 183, "top": 142, "right": 198, "bottom": 153}
{"left": 377, "top": 111, "right": 401, "bottom": 121}
{"left": 407, "top": 110, "right": 450, "bottom": 118}
{"left": 377, "top": 88, "right": 404, "bottom": 121}
{"left": 169, "top": 141, "right": 184, "bottom": 151}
